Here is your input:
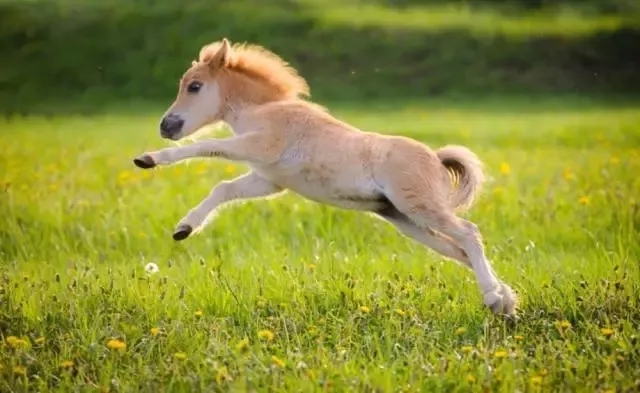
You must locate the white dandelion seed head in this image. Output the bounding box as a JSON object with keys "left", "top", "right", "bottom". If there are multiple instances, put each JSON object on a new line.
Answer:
{"left": 144, "top": 262, "right": 159, "bottom": 274}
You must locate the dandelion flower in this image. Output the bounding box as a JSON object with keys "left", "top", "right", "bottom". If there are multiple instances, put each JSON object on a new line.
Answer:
{"left": 530, "top": 376, "right": 543, "bottom": 385}
{"left": 12, "top": 365, "right": 27, "bottom": 376}
{"left": 600, "top": 327, "right": 614, "bottom": 337}
{"left": 395, "top": 309, "right": 406, "bottom": 316}
{"left": 499, "top": 162, "right": 511, "bottom": 175}
{"left": 144, "top": 262, "right": 159, "bottom": 274}
{"left": 196, "top": 163, "right": 209, "bottom": 175}
{"left": 224, "top": 164, "right": 236, "bottom": 174}
{"left": 258, "top": 329, "right": 275, "bottom": 341}
{"left": 174, "top": 352, "right": 187, "bottom": 361}
{"left": 118, "top": 171, "right": 133, "bottom": 183}
{"left": 60, "top": 360, "right": 74, "bottom": 369}
{"left": 359, "top": 306, "right": 371, "bottom": 314}
{"left": 493, "top": 350, "right": 508, "bottom": 359}
{"left": 216, "top": 366, "right": 230, "bottom": 383}
{"left": 466, "top": 374, "right": 476, "bottom": 383}
{"left": 150, "top": 327, "right": 160, "bottom": 336}
{"left": 6, "top": 336, "right": 28, "bottom": 348}
{"left": 106, "top": 339, "right": 126, "bottom": 351}
{"left": 271, "top": 355, "right": 285, "bottom": 368}
{"left": 555, "top": 320, "right": 572, "bottom": 330}
{"left": 236, "top": 337, "right": 250, "bottom": 351}
{"left": 194, "top": 310, "right": 204, "bottom": 317}
{"left": 455, "top": 327, "right": 466, "bottom": 335}
{"left": 563, "top": 168, "right": 575, "bottom": 181}
{"left": 578, "top": 196, "right": 590, "bottom": 205}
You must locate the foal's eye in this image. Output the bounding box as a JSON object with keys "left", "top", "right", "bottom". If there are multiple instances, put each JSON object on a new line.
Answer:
{"left": 187, "top": 81, "right": 202, "bottom": 93}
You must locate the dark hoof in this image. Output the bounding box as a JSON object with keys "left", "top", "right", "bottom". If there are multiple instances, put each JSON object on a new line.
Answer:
{"left": 133, "top": 155, "right": 156, "bottom": 169}
{"left": 172, "top": 224, "right": 193, "bottom": 241}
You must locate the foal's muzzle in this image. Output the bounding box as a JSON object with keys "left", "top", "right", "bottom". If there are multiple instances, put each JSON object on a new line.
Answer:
{"left": 160, "top": 113, "right": 184, "bottom": 139}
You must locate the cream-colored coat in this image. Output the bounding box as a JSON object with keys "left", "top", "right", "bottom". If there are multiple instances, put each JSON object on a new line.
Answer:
{"left": 133, "top": 38, "right": 518, "bottom": 317}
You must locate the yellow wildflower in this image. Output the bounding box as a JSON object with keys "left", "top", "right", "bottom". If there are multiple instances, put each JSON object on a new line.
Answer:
{"left": 461, "top": 346, "right": 473, "bottom": 353}
{"left": 60, "top": 360, "right": 74, "bottom": 369}
{"left": 530, "top": 376, "right": 543, "bottom": 385}
{"left": 194, "top": 310, "right": 204, "bottom": 317}
{"left": 150, "top": 327, "right": 160, "bottom": 336}
{"left": 196, "top": 163, "right": 209, "bottom": 175}
{"left": 395, "top": 309, "right": 406, "bottom": 316}
{"left": 514, "top": 335, "right": 524, "bottom": 341}
{"left": 12, "top": 365, "right": 27, "bottom": 376}
{"left": 578, "top": 196, "right": 590, "bottom": 205}
{"left": 174, "top": 352, "right": 187, "bottom": 361}
{"left": 106, "top": 339, "right": 126, "bottom": 351}
{"left": 6, "top": 336, "right": 28, "bottom": 348}
{"left": 563, "top": 168, "right": 575, "bottom": 181}
{"left": 493, "top": 350, "right": 508, "bottom": 359}
{"left": 600, "top": 327, "right": 614, "bottom": 337}
{"left": 499, "top": 162, "right": 511, "bottom": 175}
{"left": 224, "top": 164, "right": 236, "bottom": 174}
{"left": 216, "top": 366, "right": 230, "bottom": 383}
{"left": 359, "top": 306, "right": 371, "bottom": 314}
{"left": 555, "top": 320, "right": 572, "bottom": 330}
{"left": 236, "top": 337, "right": 250, "bottom": 351}
{"left": 466, "top": 374, "right": 476, "bottom": 383}
{"left": 271, "top": 355, "right": 285, "bottom": 368}
{"left": 455, "top": 327, "right": 466, "bottom": 335}
{"left": 307, "top": 263, "right": 316, "bottom": 270}
{"left": 118, "top": 171, "right": 133, "bottom": 183}
{"left": 258, "top": 329, "right": 275, "bottom": 341}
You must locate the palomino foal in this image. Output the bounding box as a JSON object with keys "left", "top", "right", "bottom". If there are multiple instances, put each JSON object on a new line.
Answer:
{"left": 133, "top": 38, "right": 518, "bottom": 317}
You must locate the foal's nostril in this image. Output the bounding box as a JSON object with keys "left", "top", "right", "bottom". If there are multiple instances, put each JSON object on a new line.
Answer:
{"left": 160, "top": 114, "right": 184, "bottom": 135}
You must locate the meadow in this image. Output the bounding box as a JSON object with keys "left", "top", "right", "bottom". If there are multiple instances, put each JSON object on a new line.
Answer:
{"left": 1, "top": 97, "right": 639, "bottom": 392}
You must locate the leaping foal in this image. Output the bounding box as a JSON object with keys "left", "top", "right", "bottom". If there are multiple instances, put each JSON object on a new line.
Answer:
{"left": 133, "top": 38, "right": 518, "bottom": 317}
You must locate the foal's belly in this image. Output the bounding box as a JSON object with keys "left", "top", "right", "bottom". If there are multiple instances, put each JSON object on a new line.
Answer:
{"left": 253, "top": 163, "right": 386, "bottom": 211}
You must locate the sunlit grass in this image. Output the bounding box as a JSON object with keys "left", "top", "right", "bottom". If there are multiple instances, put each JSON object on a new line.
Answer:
{"left": 1, "top": 99, "right": 639, "bottom": 391}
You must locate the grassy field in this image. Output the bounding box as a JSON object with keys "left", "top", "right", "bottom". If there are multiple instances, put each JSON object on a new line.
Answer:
{"left": 1, "top": 98, "right": 639, "bottom": 392}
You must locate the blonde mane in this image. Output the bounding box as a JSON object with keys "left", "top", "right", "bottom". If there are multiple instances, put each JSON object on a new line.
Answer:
{"left": 198, "top": 41, "right": 310, "bottom": 100}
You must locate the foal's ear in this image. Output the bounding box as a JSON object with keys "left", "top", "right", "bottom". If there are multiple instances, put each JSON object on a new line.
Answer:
{"left": 207, "top": 38, "right": 231, "bottom": 69}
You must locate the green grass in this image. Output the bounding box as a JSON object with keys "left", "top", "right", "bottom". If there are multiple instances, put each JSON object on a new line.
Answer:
{"left": 298, "top": 0, "right": 630, "bottom": 36}
{"left": 1, "top": 99, "right": 639, "bottom": 392}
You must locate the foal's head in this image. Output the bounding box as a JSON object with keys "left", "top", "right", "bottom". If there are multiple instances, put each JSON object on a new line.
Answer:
{"left": 158, "top": 38, "right": 310, "bottom": 140}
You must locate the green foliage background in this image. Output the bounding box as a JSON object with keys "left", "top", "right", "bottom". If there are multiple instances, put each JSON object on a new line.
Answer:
{"left": 1, "top": 0, "right": 639, "bottom": 113}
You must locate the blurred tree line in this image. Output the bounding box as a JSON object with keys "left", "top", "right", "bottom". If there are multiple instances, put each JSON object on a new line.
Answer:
{"left": 0, "top": 0, "right": 639, "bottom": 114}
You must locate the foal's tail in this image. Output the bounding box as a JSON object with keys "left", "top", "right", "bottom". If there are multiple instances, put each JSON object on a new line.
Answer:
{"left": 436, "top": 145, "right": 486, "bottom": 212}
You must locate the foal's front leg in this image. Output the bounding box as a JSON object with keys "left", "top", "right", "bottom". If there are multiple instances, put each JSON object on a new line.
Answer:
{"left": 172, "top": 171, "right": 283, "bottom": 241}
{"left": 133, "top": 133, "right": 280, "bottom": 168}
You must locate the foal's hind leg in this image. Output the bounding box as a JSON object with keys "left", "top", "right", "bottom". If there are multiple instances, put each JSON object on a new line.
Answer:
{"left": 375, "top": 209, "right": 471, "bottom": 268}
{"left": 384, "top": 192, "right": 517, "bottom": 316}
{"left": 422, "top": 213, "right": 516, "bottom": 316}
